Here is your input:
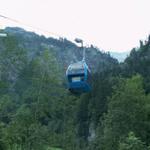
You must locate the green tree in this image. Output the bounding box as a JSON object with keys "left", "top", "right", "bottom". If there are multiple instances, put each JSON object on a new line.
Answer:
{"left": 119, "top": 132, "right": 147, "bottom": 150}
{"left": 98, "top": 75, "right": 149, "bottom": 150}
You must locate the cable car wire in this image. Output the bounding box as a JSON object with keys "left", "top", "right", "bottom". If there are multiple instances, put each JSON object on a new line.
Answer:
{"left": 0, "top": 14, "right": 64, "bottom": 38}
{"left": 0, "top": 14, "right": 90, "bottom": 47}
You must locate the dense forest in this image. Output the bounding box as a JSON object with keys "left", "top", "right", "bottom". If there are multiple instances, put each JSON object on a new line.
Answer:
{"left": 0, "top": 27, "right": 150, "bottom": 150}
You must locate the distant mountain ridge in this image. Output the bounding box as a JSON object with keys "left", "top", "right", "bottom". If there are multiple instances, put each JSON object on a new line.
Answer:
{"left": 110, "top": 51, "right": 130, "bottom": 62}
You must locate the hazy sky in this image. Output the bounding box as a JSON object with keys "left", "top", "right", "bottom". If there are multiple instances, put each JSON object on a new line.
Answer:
{"left": 0, "top": 0, "right": 150, "bottom": 52}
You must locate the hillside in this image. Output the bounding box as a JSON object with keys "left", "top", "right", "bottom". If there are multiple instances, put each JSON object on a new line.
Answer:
{"left": 0, "top": 27, "right": 150, "bottom": 150}
{"left": 4, "top": 27, "right": 119, "bottom": 72}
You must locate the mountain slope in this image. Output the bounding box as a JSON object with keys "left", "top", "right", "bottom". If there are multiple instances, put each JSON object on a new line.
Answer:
{"left": 4, "top": 27, "right": 119, "bottom": 73}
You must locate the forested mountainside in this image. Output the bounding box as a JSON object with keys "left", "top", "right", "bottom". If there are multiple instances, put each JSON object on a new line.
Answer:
{"left": 0, "top": 27, "right": 150, "bottom": 150}
{"left": 5, "top": 27, "right": 118, "bottom": 73}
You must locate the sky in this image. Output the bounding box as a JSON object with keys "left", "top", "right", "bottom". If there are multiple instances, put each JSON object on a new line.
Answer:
{"left": 0, "top": 0, "right": 150, "bottom": 52}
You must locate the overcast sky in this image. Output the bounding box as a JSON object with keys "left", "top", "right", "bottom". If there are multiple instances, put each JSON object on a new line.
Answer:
{"left": 0, "top": 0, "right": 150, "bottom": 52}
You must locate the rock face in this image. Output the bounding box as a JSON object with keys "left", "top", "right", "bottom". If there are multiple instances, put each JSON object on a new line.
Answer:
{"left": 4, "top": 27, "right": 119, "bottom": 73}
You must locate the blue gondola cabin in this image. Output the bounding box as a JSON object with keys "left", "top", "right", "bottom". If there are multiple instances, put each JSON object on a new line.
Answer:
{"left": 66, "top": 61, "right": 91, "bottom": 93}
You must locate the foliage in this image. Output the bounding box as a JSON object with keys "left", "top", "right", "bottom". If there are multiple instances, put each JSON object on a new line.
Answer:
{"left": 0, "top": 28, "right": 150, "bottom": 150}
{"left": 119, "top": 132, "right": 147, "bottom": 150}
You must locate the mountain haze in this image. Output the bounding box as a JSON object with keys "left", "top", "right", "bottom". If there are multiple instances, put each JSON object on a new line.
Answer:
{"left": 110, "top": 51, "right": 130, "bottom": 62}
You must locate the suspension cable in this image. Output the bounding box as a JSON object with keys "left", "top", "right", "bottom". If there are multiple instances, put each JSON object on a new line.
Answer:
{"left": 0, "top": 14, "right": 63, "bottom": 38}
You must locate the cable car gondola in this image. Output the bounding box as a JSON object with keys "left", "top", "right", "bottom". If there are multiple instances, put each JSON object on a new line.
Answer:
{"left": 66, "top": 39, "right": 91, "bottom": 93}
{"left": 66, "top": 60, "right": 91, "bottom": 92}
